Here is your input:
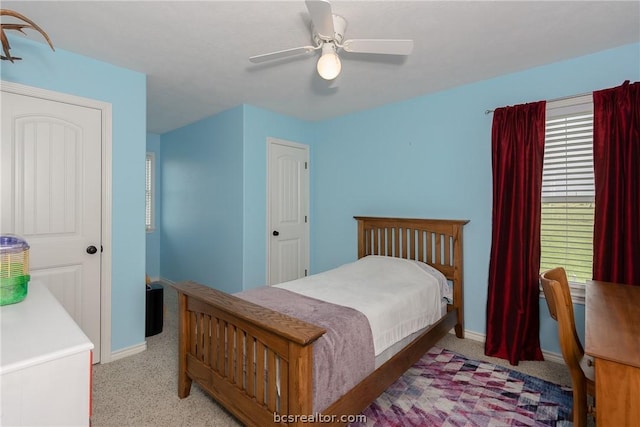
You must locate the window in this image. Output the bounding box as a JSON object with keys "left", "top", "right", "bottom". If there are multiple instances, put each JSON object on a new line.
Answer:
{"left": 540, "top": 95, "right": 594, "bottom": 302}
{"left": 145, "top": 152, "right": 155, "bottom": 232}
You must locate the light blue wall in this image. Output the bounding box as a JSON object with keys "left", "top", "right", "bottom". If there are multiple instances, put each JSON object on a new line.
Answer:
{"left": 1, "top": 37, "right": 147, "bottom": 352}
{"left": 155, "top": 42, "right": 638, "bottom": 356}
{"left": 146, "top": 133, "right": 162, "bottom": 280}
{"left": 159, "top": 105, "right": 311, "bottom": 291}
{"left": 310, "top": 42, "right": 640, "bottom": 355}
{"left": 160, "top": 107, "right": 244, "bottom": 293}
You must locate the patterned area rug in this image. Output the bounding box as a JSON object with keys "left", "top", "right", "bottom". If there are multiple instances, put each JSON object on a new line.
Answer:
{"left": 354, "top": 347, "right": 573, "bottom": 426}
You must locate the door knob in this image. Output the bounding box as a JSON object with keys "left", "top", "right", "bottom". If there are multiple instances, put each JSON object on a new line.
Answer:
{"left": 272, "top": 230, "right": 280, "bottom": 236}
{"left": 86, "top": 245, "right": 98, "bottom": 254}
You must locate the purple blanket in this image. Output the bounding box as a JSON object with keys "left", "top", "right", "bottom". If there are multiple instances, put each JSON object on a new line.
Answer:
{"left": 236, "top": 287, "right": 375, "bottom": 412}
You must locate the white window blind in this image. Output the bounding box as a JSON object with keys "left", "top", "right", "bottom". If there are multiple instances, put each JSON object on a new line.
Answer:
{"left": 145, "top": 152, "right": 155, "bottom": 231}
{"left": 540, "top": 95, "right": 594, "bottom": 287}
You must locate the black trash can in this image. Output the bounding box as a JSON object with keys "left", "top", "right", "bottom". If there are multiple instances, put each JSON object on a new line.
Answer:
{"left": 145, "top": 282, "right": 164, "bottom": 337}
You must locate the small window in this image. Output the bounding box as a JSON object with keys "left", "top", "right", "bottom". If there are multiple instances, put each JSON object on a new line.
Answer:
{"left": 145, "top": 152, "right": 155, "bottom": 232}
{"left": 540, "top": 95, "right": 594, "bottom": 301}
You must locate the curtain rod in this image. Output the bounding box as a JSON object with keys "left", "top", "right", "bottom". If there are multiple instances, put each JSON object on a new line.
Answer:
{"left": 484, "top": 91, "right": 593, "bottom": 115}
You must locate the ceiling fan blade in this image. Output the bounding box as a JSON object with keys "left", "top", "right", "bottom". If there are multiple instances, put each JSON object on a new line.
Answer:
{"left": 306, "top": 0, "right": 335, "bottom": 40}
{"left": 249, "top": 46, "right": 317, "bottom": 63}
{"left": 342, "top": 39, "right": 414, "bottom": 55}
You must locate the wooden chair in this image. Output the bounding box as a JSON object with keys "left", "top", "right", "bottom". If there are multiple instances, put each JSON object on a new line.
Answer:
{"left": 540, "top": 267, "right": 595, "bottom": 427}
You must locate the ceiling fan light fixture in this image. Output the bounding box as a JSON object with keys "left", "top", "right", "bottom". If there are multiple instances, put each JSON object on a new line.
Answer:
{"left": 250, "top": 1, "right": 414, "bottom": 80}
{"left": 316, "top": 43, "right": 341, "bottom": 80}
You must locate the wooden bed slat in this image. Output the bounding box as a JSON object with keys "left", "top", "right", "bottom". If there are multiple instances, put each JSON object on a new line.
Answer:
{"left": 189, "top": 311, "right": 196, "bottom": 356}
{"left": 211, "top": 317, "right": 220, "bottom": 372}
{"left": 435, "top": 233, "right": 442, "bottom": 265}
{"left": 280, "top": 356, "right": 289, "bottom": 415}
{"left": 246, "top": 337, "right": 256, "bottom": 398}
{"left": 410, "top": 228, "right": 417, "bottom": 259}
{"left": 236, "top": 328, "right": 245, "bottom": 386}
{"left": 176, "top": 216, "right": 468, "bottom": 426}
{"left": 267, "top": 350, "right": 277, "bottom": 410}
{"left": 203, "top": 314, "right": 210, "bottom": 365}
{"left": 255, "top": 340, "right": 266, "bottom": 406}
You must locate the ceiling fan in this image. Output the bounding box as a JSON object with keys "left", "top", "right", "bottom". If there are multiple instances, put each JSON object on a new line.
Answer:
{"left": 249, "top": 0, "right": 414, "bottom": 81}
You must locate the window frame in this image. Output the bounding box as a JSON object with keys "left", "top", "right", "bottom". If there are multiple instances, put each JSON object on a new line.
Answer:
{"left": 540, "top": 95, "right": 594, "bottom": 304}
{"left": 145, "top": 152, "right": 155, "bottom": 232}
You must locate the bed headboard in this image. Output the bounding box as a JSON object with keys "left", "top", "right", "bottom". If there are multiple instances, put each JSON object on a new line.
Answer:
{"left": 355, "top": 216, "right": 468, "bottom": 278}
{"left": 354, "top": 216, "right": 469, "bottom": 335}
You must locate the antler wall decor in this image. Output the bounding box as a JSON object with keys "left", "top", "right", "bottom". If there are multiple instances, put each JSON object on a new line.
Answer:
{"left": 1, "top": 9, "right": 55, "bottom": 62}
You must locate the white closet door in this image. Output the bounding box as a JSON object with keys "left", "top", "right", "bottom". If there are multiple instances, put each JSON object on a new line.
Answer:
{"left": 1, "top": 91, "right": 103, "bottom": 361}
{"left": 267, "top": 138, "right": 310, "bottom": 285}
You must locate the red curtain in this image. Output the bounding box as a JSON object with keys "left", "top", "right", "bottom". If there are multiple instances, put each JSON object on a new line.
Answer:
{"left": 485, "top": 101, "right": 546, "bottom": 365}
{"left": 593, "top": 81, "right": 640, "bottom": 285}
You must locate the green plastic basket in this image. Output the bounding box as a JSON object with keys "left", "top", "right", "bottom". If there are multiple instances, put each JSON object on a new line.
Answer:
{"left": 0, "top": 235, "right": 30, "bottom": 306}
{"left": 0, "top": 274, "right": 30, "bottom": 306}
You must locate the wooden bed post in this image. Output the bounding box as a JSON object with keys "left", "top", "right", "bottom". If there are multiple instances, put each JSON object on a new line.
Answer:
{"left": 452, "top": 223, "right": 465, "bottom": 338}
{"left": 357, "top": 218, "right": 366, "bottom": 259}
{"left": 177, "top": 292, "right": 192, "bottom": 398}
{"left": 288, "top": 342, "right": 314, "bottom": 426}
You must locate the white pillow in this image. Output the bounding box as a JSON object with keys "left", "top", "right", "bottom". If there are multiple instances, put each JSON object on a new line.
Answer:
{"left": 410, "top": 259, "right": 453, "bottom": 302}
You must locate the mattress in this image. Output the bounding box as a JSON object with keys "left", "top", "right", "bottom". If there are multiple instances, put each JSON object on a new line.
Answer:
{"left": 374, "top": 298, "right": 448, "bottom": 368}
{"left": 274, "top": 255, "right": 449, "bottom": 356}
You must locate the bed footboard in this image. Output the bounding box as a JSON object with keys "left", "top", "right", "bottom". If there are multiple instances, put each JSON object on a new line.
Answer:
{"left": 174, "top": 281, "right": 326, "bottom": 427}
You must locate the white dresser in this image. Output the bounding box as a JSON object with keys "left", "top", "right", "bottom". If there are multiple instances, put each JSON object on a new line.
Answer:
{"left": 1, "top": 283, "right": 93, "bottom": 426}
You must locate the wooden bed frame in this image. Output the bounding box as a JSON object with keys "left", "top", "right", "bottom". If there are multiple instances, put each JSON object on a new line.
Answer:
{"left": 173, "top": 216, "right": 468, "bottom": 426}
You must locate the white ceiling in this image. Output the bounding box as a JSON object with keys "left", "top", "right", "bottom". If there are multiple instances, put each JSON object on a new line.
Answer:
{"left": 3, "top": 1, "right": 639, "bottom": 134}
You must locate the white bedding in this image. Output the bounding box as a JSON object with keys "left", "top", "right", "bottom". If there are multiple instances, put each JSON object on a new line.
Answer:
{"left": 274, "top": 255, "right": 449, "bottom": 356}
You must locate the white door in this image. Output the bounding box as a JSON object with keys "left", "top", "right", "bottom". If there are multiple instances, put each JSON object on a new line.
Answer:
{"left": 267, "top": 138, "right": 309, "bottom": 285}
{"left": 1, "top": 91, "right": 103, "bottom": 361}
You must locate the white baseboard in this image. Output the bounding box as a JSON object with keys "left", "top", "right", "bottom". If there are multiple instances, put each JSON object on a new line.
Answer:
{"left": 460, "top": 329, "right": 486, "bottom": 343}
{"left": 106, "top": 279, "right": 176, "bottom": 364}
{"left": 540, "top": 350, "right": 564, "bottom": 365}
{"left": 109, "top": 342, "right": 147, "bottom": 362}
{"left": 452, "top": 329, "right": 565, "bottom": 365}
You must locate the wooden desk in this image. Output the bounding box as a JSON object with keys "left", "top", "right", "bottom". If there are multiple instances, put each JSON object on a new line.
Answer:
{"left": 585, "top": 280, "right": 640, "bottom": 427}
